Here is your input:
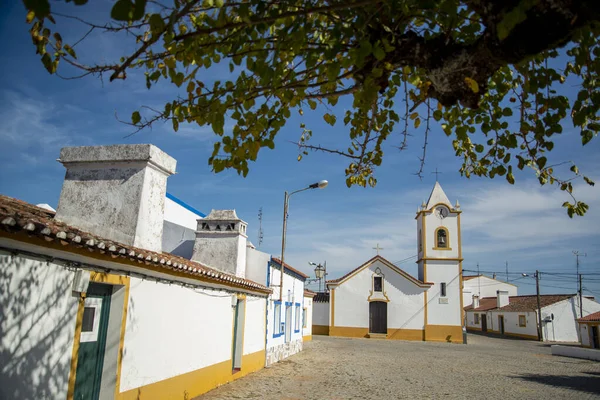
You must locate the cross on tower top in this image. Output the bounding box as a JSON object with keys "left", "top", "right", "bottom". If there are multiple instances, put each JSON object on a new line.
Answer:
{"left": 432, "top": 168, "right": 443, "bottom": 181}
{"left": 373, "top": 243, "right": 384, "bottom": 255}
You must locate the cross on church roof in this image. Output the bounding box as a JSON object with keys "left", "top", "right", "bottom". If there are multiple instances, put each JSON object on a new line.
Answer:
{"left": 432, "top": 168, "right": 443, "bottom": 181}
{"left": 373, "top": 243, "right": 384, "bottom": 255}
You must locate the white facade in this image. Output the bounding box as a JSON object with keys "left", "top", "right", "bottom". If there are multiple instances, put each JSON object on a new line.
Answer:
{"left": 164, "top": 193, "right": 204, "bottom": 230}
{"left": 265, "top": 261, "right": 306, "bottom": 365}
{"left": 330, "top": 258, "right": 427, "bottom": 336}
{"left": 466, "top": 296, "right": 600, "bottom": 342}
{"left": 463, "top": 275, "right": 518, "bottom": 307}
{"left": 302, "top": 294, "right": 314, "bottom": 338}
{"left": 120, "top": 278, "right": 265, "bottom": 391}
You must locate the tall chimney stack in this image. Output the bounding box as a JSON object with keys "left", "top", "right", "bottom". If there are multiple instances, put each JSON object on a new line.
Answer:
{"left": 55, "top": 144, "right": 176, "bottom": 252}
{"left": 496, "top": 290, "right": 509, "bottom": 308}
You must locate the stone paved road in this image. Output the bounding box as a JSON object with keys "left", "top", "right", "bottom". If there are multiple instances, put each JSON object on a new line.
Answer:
{"left": 198, "top": 334, "right": 600, "bottom": 400}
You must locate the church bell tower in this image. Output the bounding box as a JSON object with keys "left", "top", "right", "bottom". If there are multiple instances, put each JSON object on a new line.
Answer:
{"left": 415, "top": 181, "right": 464, "bottom": 343}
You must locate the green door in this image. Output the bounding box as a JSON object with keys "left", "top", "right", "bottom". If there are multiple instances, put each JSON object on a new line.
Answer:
{"left": 74, "top": 283, "right": 112, "bottom": 400}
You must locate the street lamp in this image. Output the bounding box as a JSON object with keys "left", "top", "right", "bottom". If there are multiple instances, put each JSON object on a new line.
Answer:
{"left": 279, "top": 180, "right": 328, "bottom": 300}
{"left": 308, "top": 261, "right": 327, "bottom": 292}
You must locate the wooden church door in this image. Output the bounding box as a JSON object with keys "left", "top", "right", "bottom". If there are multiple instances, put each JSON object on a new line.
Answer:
{"left": 369, "top": 301, "right": 387, "bottom": 334}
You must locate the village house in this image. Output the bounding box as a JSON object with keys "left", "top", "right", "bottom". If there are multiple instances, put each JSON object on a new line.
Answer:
{"left": 578, "top": 311, "right": 600, "bottom": 349}
{"left": 0, "top": 144, "right": 312, "bottom": 400}
{"left": 465, "top": 291, "right": 600, "bottom": 342}
{"left": 462, "top": 274, "right": 518, "bottom": 307}
{"left": 312, "top": 182, "right": 464, "bottom": 343}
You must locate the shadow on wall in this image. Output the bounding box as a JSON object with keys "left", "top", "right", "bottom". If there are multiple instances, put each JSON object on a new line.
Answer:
{"left": 512, "top": 373, "right": 600, "bottom": 395}
{"left": 0, "top": 256, "right": 78, "bottom": 399}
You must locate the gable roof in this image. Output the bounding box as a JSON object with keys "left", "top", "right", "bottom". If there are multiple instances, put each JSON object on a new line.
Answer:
{"left": 314, "top": 292, "right": 330, "bottom": 302}
{"left": 464, "top": 294, "right": 577, "bottom": 312}
{"left": 304, "top": 289, "right": 317, "bottom": 298}
{"left": 578, "top": 311, "right": 600, "bottom": 323}
{"left": 271, "top": 257, "right": 309, "bottom": 280}
{"left": 0, "top": 194, "right": 269, "bottom": 294}
{"left": 463, "top": 275, "right": 481, "bottom": 281}
{"left": 326, "top": 255, "right": 432, "bottom": 288}
{"left": 426, "top": 182, "right": 452, "bottom": 209}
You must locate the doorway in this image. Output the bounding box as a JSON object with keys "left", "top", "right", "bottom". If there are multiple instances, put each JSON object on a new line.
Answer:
{"left": 498, "top": 315, "right": 505, "bottom": 335}
{"left": 591, "top": 325, "right": 599, "bottom": 349}
{"left": 232, "top": 298, "right": 246, "bottom": 370}
{"left": 481, "top": 315, "right": 487, "bottom": 332}
{"left": 285, "top": 303, "right": 292, "bottom": 342}
{"left": 73, "top": 283, "right": 112, "bottom": 400}
{"left": 369, "top": 301, "right": 387, "bottom": 334}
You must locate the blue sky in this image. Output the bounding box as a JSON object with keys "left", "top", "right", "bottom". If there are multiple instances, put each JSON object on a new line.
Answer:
{"left": 1, "top": 1, "right": 599, "bottom": 298}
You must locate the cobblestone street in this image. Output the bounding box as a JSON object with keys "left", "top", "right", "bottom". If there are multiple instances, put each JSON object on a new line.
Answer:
{"left": 199, "top": 334, "right": 600, "bottom": 400}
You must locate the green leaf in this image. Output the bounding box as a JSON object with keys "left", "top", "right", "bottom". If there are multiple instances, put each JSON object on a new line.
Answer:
{"left": 26, "top": 10, "right": 35, "bottom": 23}
{"left": 323, "top": 113, "right": 336, "bottom": 126}
{"left": 536, "top": 157, "right": 547, "bottom": 169}
{"left": 373, "top": 46, "right": 385, "bottom": 61}
{"left": 63, "top": 44, "right": 77, "bottom": 59}
{"left": 464, "top": 77, "right": 479, "bottom": 93}
{"left": 131, "top": 111, "right": 141, "bottom": 124}
{"left": 149, "top": 13, "right": 165, "bottom": 33}
{"left": 570, "top": 165, "right": 579, "bottom": 174}
{"left": 581, "top": 130, "right": 594, "bottom": 145}
{"left": 583, "top": 176, "right": 595, "bottom": 186}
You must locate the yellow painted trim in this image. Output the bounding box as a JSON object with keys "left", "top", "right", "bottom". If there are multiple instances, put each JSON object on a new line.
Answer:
{"left": 502, "top": 331, "right": 538, "bottom": 340}
{"left": 116, "top": 349, "right": 265, "bottom": 400}
{"left": 312, "top": 325, "right": 330, "bottom": 335}
{"left": 329, "top": 326, "right": 424, "bottom": 341}
{"left": 367, "top": 295, "right": 390, "bottom": 303}
{"left": 433, "top": 226, "right": 450, "bottom": 250}
{"left": 67, "top": 272, "right": 130, "bottom": 400}
{"left": 422, "top": 213, "right": 427, "bottom": 259}
{"left": 457, "top": 214, "right": 462, "bottom": 259}
{"left": 330, "top": 256, "right": 432, "bottom": 288}
{"left": 459, "top": 261, "right": 464, "bottom": 327}
{"left": 303, "top": 335, "right": 312, "bottom": 342}
{"left": 67, "top": 295, "right": 85, "bottom": 400}
{"left": 330, "top": 288, "right": 335, "bottom": 327}
{"left": 424, "top": 325, "right": 463, "bottom": 343}
{"left": 423, "top": 261, "right": 428, "bottom": 328}
{"left": 0, "top": 230, "right": 270, "bottom": 295}
{"left": 467, "top": 327, "right": 482, "bottom": 332}
{"left": 416, "top": 257, "right": 464, "bottom": 263}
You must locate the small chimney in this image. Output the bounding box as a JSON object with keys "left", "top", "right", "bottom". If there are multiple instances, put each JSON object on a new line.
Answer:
{"left": 472, "top": 295, "right": 480, "bottom": 309}
{"left": 192, "top": 210, "right": 247, "bottom": 277}
{"left": 496, "top": 290, "right": 509, "bottom": 308}
{"left": 55, "top": 144, "right": 176, "bottom": 252}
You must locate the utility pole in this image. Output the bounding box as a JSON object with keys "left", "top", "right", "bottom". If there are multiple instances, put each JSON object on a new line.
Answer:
{"left": 573, "top": 251, "right": 586, "bottom": 317}
{"left": 505, "top": 261, "right": 509, "bottom": 282}
{"left": 536, "top": 270, "right": 543, "bottom": 342}
{"left": 579, "top": 274, "right": 583, "bottom": 318}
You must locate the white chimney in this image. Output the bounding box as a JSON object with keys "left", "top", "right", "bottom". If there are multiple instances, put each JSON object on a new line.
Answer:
{"left": 55, "top": 144, "right": 176, "bottom": 253}
{"left": 472, "top": 295, "right": 480, "bottom": 309}
{"left": 496, "top": 290, "right": 509, "bottom": 308}
{"left": 191, "top": 209, "right": 247, "bottom": 277}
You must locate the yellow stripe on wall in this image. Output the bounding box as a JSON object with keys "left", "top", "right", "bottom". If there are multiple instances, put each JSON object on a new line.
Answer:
{"left": 117, "top": 350, "right": 265, "bottom": 400}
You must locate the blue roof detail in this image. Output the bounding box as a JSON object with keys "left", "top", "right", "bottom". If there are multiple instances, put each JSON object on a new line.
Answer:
{"left": 166, "top": 192, "right": 206, "bottom": 218}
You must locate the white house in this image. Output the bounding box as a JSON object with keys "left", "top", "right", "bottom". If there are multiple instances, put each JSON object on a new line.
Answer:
{"left": 578, "top": 311, "right": 600, "bottom": 349}
{"left": 0, "top": 144, "right": 271, "bottom": 400}
{"left": 462, "top": 274, "right": 518, "bottom": 307}
{"left": 303, "top": 290, "right": 316, "bottom": 341}
{"left": 314, "top": 182, "right": 464, "bottom": 343}
{"left": 465, "top": 291, "right": 600, "bottom": 342}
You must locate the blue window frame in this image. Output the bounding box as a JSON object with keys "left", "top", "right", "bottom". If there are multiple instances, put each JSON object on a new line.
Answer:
{"left": 273, "top": 301, "right": 283, "bottom": 338}
{"left": 294, "top": 302, "right": 301, "bottom": 333}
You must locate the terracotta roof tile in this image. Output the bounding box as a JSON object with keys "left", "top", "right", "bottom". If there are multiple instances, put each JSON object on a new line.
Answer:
{"left": 271, "top": 257, "right": 309, "bottom": 279}
{"left": 304, "top": 289, "right": 317, "bottom": 298}
{"left": 314, "top": 292, "right": 330, "bottom": 302}
{"left": 0, "top": 194, "right": 270, "bottom": 294}
{"left": 464, "top": 294, "right": 577, "bottom": 312}
{"left": 578, "top": 311, "right": 600, "bottom": 322}
{"left": 462, "top": 275, "right": 481, "bottom": 281}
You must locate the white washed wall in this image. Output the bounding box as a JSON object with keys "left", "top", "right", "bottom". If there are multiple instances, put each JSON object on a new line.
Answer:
{"left": 313, "top": 301, "right": 329, "bottom": 326}
{"left": 243, "top": 296, "right": 267, "bottom": 355}
{"left": 463, "top": 277, "right": 518, "bottom": 307}
{"left": 425, "top": 260, "right": 461, "bottom": 327}
{"left": 334, "top": 259, "right": 426, "bottom": 330}
{"left": 580, "top": 325, "right": 591, "bottom": 347}
{"left": 0, "top": 254, "right": 79, "bottom": 400}
{"left": 245, "top": 248, "right": 270, "bottom": 286}
{"left": 120, "top": 278, "right": 234, "bottom": 392}
{"left": 490, "top": 311, "right": 538, "bottom": 338}
{"left": 163, "top": 195, "right": 202, "bottom": 230}
{"left": 542, "top": 297, "right": 600, "bottom": 342}
{"left": 465, "top": 311, "right": 483, "bottom": 329}
{"left": 303, "top": 296, "right": 313, "bottom": 336}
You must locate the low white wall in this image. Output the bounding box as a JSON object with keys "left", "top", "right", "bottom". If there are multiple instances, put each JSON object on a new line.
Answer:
{"left": 313, "top": 302, "right": 330, "bottom": 326}
{"left": 303, "top": 296, "right": 313, "bottom": 337}
{"left": 120, "top": 278, "right": 237, "bottom": 392}
{"left": 0, "top": 255, "right": 79, "bottom": 400}
{"left": 243, "top": 296, "right": 266, "bottom": 356}
{"left": 580, "top": 325, "right": 591, "bottom": 347}
{"left": 551, "top": 345, "right": 600, "bottom": 361}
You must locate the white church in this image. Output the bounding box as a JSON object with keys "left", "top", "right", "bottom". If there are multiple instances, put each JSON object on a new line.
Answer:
{"left": 313, "top": 182, "right": 464, "bottom": 343}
